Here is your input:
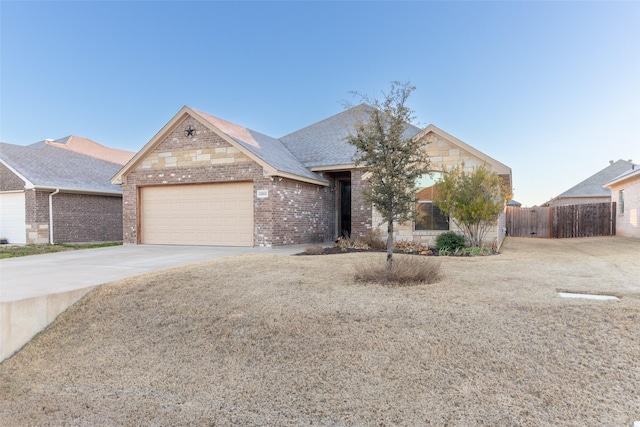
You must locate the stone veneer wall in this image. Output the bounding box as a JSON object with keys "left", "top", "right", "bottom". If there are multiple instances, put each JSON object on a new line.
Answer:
{"left": 121, "top": 116, "right": 333, "bottom": 246}
{"left": 370, "top": 131, "right": 507, "bottom": 247}
{"left": 350, "top": 169, "right": 372, "bottom": 238}
{"left": 25, "top": 190, "right": 50, "bottom": 244}
{"left": 51, "top": 193, "right": 123, "bottom": 243}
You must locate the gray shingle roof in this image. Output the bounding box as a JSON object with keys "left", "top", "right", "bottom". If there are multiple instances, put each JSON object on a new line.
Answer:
{"left": 279, "top": 104, "right": 422, "bottom": 168}
{"left": 555, "top": 159, "right": 636, "bottom": 199}
{"left": 28, "top": 136, "right": 72, "bottom": 148}
{"left": 192, "top": 109, "right": 326, "bottom": 183}
{"left": 0, "top": 142, "right": 123, "bottom": 194}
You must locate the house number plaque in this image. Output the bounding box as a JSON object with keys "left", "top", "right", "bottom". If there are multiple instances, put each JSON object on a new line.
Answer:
{"left": 257, "top": 190, "right": 269, "bottom": 199}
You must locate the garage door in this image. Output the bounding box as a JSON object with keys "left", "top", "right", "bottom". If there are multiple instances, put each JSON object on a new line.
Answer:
{"left": 0, "top": 192, "right": 26, "bottom": 244}
{"left": 140, "top": 182, "right": 253, "bottom": 246}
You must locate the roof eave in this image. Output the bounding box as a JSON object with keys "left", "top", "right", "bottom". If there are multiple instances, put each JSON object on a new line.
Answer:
{"left": 30, "top": 185, "right": 122, "bottom": 197}
{"left": 603, "top": 169, "right": 640, "bottom": 188}
{"left": 265, "top": 170, "right": 329, "bottom": 187}
{"left": 309, "top": 164, "right": 359, "bottom": 172}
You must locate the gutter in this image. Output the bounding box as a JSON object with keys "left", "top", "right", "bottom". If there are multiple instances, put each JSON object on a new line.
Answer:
{"left": 49, "top": 189, "right": 60, "bottom": 244}
{"left": 27, "top": 185, "right": 122, "bottom": 197}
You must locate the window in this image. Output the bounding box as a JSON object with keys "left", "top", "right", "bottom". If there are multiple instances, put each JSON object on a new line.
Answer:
{"left": 619, "top": 190, "right": 625, "bottom": 214}
{"left": 415, "top": 173, "right": 449, "bottom": 231}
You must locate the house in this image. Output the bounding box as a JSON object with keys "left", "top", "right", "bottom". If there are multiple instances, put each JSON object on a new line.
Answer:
{"left": 29, "top": 135, "right": 135, "bottom": 165}
{"left": 603, "top": 164, "right": 640, "bottom": 238}
{"left": 112, "top": 105, "right": 512, "bottom": 247}
{"left": 544, "top": 159, "right": 636, "bottom": 207}
{"left": 0, "top": 137, "right": 134, "bottom": 244}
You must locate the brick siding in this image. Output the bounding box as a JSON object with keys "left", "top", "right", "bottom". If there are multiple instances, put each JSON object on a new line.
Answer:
{"left": 610, "top": 178, "right": 640, "bottom": 238}
{"left": 0, "top": 164, "right": 25, "bottom": 191}
{"left": 25, "top": 190, "right": 50, "bottom": 244}
{"left": 269, "top": 177, "right": 335, "bottom": 245}
{"left": 121, "top": 116, "right": 334, "bottom": 246}
{"left": 51, "top": 193, "right": 123, "bottom": 243}
{"left": 21, "top": 189, "right": 124, "bottom": 244}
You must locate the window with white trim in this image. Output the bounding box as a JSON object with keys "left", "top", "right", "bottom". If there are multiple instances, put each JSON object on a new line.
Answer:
{"left": 619, "top": 190, "right": 625, "bottom": 214}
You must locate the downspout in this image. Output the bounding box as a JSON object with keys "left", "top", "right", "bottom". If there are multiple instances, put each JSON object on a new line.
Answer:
{"left": 49, "top": 189, "right": 60, "bottom": 244}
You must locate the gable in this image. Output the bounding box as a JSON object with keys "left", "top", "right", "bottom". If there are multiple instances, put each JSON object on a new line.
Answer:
{"left": 136, "top": 116, "right": 255, "bottom": 171}
{"left": 0, "top": 160, "right": 28, "bottom": 191}
{"left": 417, "top": 126, "right": 511, "bottom": 176}
{"left": 113, "top": 106, "right": 327, "bottom": 186}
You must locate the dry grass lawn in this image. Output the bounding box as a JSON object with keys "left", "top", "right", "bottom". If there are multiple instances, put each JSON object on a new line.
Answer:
{"left": 1, "top": 236, "right": 639, "bottom": 426}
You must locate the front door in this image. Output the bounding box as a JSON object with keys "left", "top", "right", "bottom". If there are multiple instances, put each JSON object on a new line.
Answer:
{"left": 338, "top": 180, "right": 351, "bottom": 237}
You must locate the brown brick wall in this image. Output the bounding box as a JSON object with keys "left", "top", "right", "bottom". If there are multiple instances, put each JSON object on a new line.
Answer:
{"left": 22, "top": 190, "right": 124, "bottom": 244}
{"left": 0, "top": 164, "right": 25, "bottom": 191}
{"left": 24, "top": 190, "right": 49, "bottom": 244}
{"left": 121, "top": 116, "right": 336, "bottom": 246}
{"left": 51, "top": 193, "right": 123, "bottom": 243}
{"left": 122, "top": 117, "right": 265, "bottom": 245}
{"left": 270, "top": 177, "right": 335, "bottom": 245}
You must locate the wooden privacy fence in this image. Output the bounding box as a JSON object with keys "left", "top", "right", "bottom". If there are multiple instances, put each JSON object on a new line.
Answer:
{"left": 506, "top": 203, "right": 616, "bottom": 238}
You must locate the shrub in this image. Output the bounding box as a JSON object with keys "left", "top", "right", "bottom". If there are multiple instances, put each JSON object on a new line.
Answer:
{"left": 360, "top": 229, "right": 386, "bottom": 250}
{"left": 354, "top": 255, "right": 441, "bottom": 286}
{"left": 393, "top": 239, "right": 432, "bottom": 255}
{"left": 435, "top": 231, "right": 466, "bottom": 251}
{"left": 304, "top": 245, "right": 324, "bottom": 255}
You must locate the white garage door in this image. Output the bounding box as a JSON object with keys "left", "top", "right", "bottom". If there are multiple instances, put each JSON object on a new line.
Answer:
{"left": 140, "top": 182, "right": 254, "bottom": 246}
{"left": 0, "top": 192, "right": 26, "bottom": 244}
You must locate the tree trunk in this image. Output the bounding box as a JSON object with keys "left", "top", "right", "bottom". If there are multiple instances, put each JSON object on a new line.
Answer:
{"left": 386, "top": 215, "right": 394, "bottom": 274}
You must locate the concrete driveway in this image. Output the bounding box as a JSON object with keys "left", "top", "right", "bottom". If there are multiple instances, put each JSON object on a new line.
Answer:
{"left": 0, "top": 244, "right": 310, "bottom": 302}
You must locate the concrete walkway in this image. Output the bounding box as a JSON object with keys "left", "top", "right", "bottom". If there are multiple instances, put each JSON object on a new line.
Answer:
{"left": 0, "top": 244, "right": 311, "bottom": 302}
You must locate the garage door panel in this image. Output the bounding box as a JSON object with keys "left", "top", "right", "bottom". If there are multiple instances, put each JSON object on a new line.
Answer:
{"left": 141, "top": 183, "right": 253, "bottom": 246}
{"left": 0, "top": 192, "right": 26, "bottom": 244}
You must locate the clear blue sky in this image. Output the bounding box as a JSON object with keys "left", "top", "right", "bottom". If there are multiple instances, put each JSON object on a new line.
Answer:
{"left": 1, "top": 1, "right": 639, "bottom": 206}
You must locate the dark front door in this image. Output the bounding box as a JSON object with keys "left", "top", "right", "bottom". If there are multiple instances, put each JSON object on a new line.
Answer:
{"left": 339, "top": 180, "right": 351, "bottom": 237}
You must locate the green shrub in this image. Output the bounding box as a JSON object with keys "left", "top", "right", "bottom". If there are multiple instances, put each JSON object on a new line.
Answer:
{"left": 435, "top": 231, "right": 466, "bottom": 251}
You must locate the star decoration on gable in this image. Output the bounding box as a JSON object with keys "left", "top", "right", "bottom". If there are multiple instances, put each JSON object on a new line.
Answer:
{"left": 185, "top": 126, "right": 195, "bottom": 137}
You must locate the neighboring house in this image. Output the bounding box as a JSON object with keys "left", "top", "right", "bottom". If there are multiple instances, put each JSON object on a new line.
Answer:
{"left": 603, "top": 164, "right": 640, "bottom": 238}
{"left": 0, "top": 137, "right": 134, "bottom": 244}
{"left": 112, "top": 105, "right": 512, "bottom": 247}
{"left": 29, "top": 135, "right": 135, "bottom": 165}
{"left": 544, "top": 159, "right": 636, "bottom": 207}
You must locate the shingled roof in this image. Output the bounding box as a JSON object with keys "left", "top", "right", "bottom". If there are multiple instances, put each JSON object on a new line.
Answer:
{"left": 29, "top": 136, "right": 135, "bottom": 165}
{"left": 0, "top": 142, "right": 123, "bottom": 194}
{"left": 191, "top": 109, "right": 325, "bottom": 183}
{"left": 279, "top": 104, "right": 422, "bottom": 169}
{"left": 548, "top": 159, "right": 636, "bottom": 202}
